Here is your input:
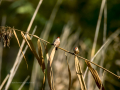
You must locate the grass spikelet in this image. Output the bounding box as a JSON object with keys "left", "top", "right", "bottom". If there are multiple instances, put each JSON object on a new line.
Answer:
{"left": 74, "top": 56, "right": 87, "bottom": 90}
{"left": 13, "top": 30, "right": 28, "bottom": 69}
{"left": 37, "top": 39, "right": 46, "bottom": 90}
{"left": 65, "top": 53, "right": 71, "bottom": 90}
{"left": 85, "top": 61, "right": 105, "bottom": 90}
{"left": 37, "top": 39, "right": 45, "bottom": 72}
{"left": 26, "top": 34, "right": 40, "bottom": 61}
{"left": 47, "top": 47, "right": 56, "bottom": 90}
{"left": 42, "top": 71, "right": 46, "bottom": 90}
{"left": 21, "top": 32, "right": 32, "bottom": 50}
{"left": 41, "top": 40, "right": 49, "bottom": 61}
{"left": 39, "top": 40, "right": 48, "bottom": 90}
{"left": 26, "top": 34, "right": 44, "bottom": 69}
{"left": 21, "top": 32, "right": 43, "bottom": 71}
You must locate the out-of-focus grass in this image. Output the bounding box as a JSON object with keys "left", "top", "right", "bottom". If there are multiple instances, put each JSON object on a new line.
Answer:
{"left": 0, "top": 0, "right": 120, "bottom": 90}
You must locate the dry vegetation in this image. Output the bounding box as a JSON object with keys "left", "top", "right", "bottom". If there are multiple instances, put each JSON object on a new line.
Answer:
{"left": 0, "top": 0, "right": 120, "bottom": 90}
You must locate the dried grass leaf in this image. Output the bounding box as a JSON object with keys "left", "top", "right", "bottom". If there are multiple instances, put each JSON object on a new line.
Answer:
{"left": 26, "top": 34, "right": 40, "bottom": 61}
{"left": 21, "top": 32, "right": 32, "bottom": 50}
{"left": 21, "top": 32, "right": 43, "bottom": 71}
{"left": 47, "top": 47, "right": 56, "bottom": 90}
{"left": 42, "top": 71, "right": 46, "bottom": 90}
{"left": 51, "top": 68, "right": 55, "bottom": 90}
{"left": 41, "top": 40, "right": 49, "bottom": 61}
{"left": 26, "top": 34, "right": 45, "bottom": 69}
{"left": 40, "top": 40, "right": 49, "bottom": 90}
{"left": 37, "top": 39, "right": 45, "bottom": 72}
{"left": 85, "top": 61, "right": 105, "bottom": 90}
{"left": 65, "top": 53, "right": 71, "bottom": 90}
{"left": 75, "top": 56, "right": 86, "bottom": 90}
{"left": 13, "top": 30, "right": 28, "bottom": 69}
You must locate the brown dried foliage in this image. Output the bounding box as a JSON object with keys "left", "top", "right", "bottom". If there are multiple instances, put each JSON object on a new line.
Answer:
{"left": 47, "top": 47, "right": 56, "bottom": 90}
{"left": 1, "top": 26, "right": 119, "bottom": 90}
{"left": 21, "top": 32, "right": 45, "bottom": 72}
{"left": 0, "top": 26, "right": 13, "bottom": 47}
{"left": 37, "top": 39, "right": 46, "bottom": 72}
{"left": 85, "top": 61, "right": 105, "bottom": 90}
{"left": 65, "top": 53, "right": 71, "bottom": 90}
{"left": 74, "top": 56, "right": 87, "bottom": 90}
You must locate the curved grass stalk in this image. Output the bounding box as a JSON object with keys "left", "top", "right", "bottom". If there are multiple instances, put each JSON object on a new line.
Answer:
{"left": 65, "top": 53, "right": 71, "bottom": 90}
{"left": 84, "top": 29, "right": 120, "bottom": 80}
{"left": 91, "top": 0, "right": 106, "bottom": 58}
{"left": 5, "top": 0, "right": 43, "bottom": 89}
{"left": 47, "top": 47, "right": 56, "bottom": 90}
{"left": 0, "top": 74, "right": 9, "bottom": 90}
{"left": 13, "top": 28, "right": 120, "bottom": 79}
{"left": 100, "top": 1, "right": 107, "bottom": 77}
{"left": 5, "top": 26, "right": 37, "bottom": 90}
{"left": 18, "top": 76, "right": 30, "bottom": 90}
{"left": 89, "top": 0, "right": 106, "bottom": 89}
{"left": 13, "top": 29, "right": 28, "bottom": 69}
{"left": 75, "top": 56, "right": 86, "bottom": 90}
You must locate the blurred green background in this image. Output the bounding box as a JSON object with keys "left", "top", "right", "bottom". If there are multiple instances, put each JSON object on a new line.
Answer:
{"left": 0, "top": 0, "right": 120, "bottom": 90}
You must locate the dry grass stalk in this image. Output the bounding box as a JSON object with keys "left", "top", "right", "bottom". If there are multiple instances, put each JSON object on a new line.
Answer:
{"left": 91, "top": 0, "right": 106, "bottom": 57}
{"left": 0, "top": 16, "right": 6, "bottom": 83}
{"left": 42, "top": 71, "right": 46, "bottom": 90}
{"left": 89, "top": 0, "right": 106, "bottom": 89}
{"left": 47, "top": 47, "right": 56, "bottom": 90}
{"left": 85, "top": 61, "right": 105, "bottom": 90}
{"left": 65, "top": 53, "right": 71, "bottom": 90}
{"left": 100, "top": 1, "right": 107, "bottom": 78}
{"left": 29, "top": 59, "right": 39, "bottom": 90}
{"left": 30, "top": 39, "right": 48, "bottom": 90}
{"left": 5, "top": 27, "right": 36, "bottom": 90}
{"left": 18, "top": 76, "right": 30, "bottom": 90}
{"left": 37, "top": 39, "right": 46, "bottom": 90}
{"left": 21, "top": 32, "right": 33, "bottom": 51}
{"left": 42, "top": 41, "right": 49, "bottom": 89}
{"left": 26, "top": 0, "right": 43, "bottom": 33}
{"left": 37, "top": 39, "right": 46, "bottom": 72}
{"left": 41, "top": 40, "right": 49, "bottom": 61}
{"left": 14, "top": 26, "right": 37, "bottom": 77}
{"left": 100, "top": 71, "right": 105, "bottom": 90}
{"left": 22, "top": 29, "right": 120, "bottom": 79}
{"left": 15, "top": 29, "right": 120, "bottom": 79}
{"left": 0, "top": 74, "right": 9, "bottom": 90}
{"left": 12, "top": 30, "right": 36, "bottom": 89}
{"left": 29, "top": 24, "right": 48, "bottom": 90}
{"left": 13, "top": 29, "right": 28, "bottom": 69}
{"left": 84, "top": 29, "right": 120, "bottom": 79}
{"left": 32, "top": 2, "right": 61, "bottom": 87}
{"left": 51, "top": 68, "right": 55, "bottom": 90}
{"left": 5, "top": 0, "right": 43, "bottom": 88}
{"left": 75, "top": 56, "right": 86, "bottom": 90}
{"left": 41, "top": 0, "right": 62, "bottom": 40}
{"left": 21, "top": 32, "right": 45, "bottom": 72}
{"left": 26, "top": 34, "right": 39, "bottom": 57}
{"left": 103, "top": 1, "right": 107, "bottom": 43}
{"left": 26, "top": 34, "right": 44, "bottom": 70}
